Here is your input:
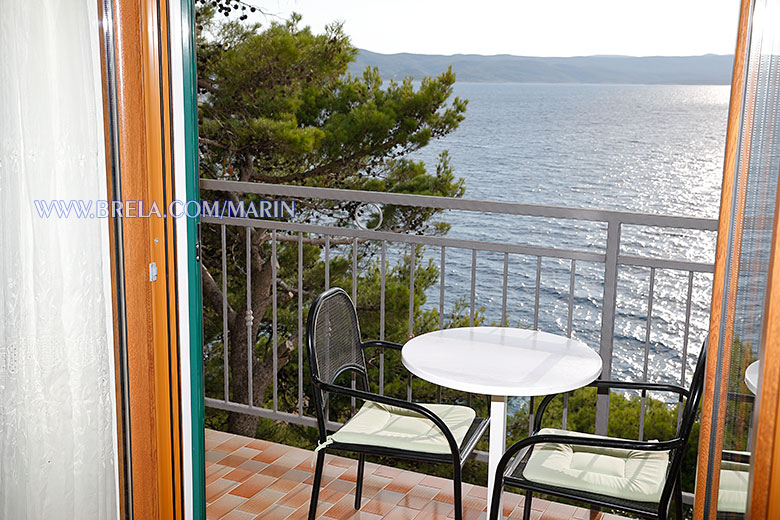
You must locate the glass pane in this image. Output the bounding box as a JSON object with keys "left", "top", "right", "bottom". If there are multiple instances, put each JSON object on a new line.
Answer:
{"left": 704, "top": 0, "right": 780, "bottom": 516}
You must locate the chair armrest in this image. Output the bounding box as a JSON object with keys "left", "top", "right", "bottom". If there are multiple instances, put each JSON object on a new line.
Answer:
{"left": 361, "top": 340, "right": 404, "bottom": 351}
{"left": 590, "top": 380, "right": 690, "bottom": 397}
{"left": 318, "top": 381, "right": 462, "bottom": 460}
{"left": 532, "top": 380, "right": 689, "bottom": 433}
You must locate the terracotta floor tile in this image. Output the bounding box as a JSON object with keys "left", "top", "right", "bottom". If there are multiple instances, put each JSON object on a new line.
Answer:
{"left": 328, "top": 455, "right": 358, "bottom": 469}
{"left": 433, "top": 483, "right": 473, "bottom": 505}
{"left": 254, "top": 504, "right": 295, "bottom": 520}
{"left": 570, "top": 508, "right": 596, "bottom": 520}
{"left": 207, "top": 478, "right": 240, "bottom": 503}
{"left": 542, "top": 502, "right": 576, "bottom": 520}
{"left": 229, "top": 473, "right": 278, "bottom": 499}
{"left": 224, "top": 466, "right": 256, "bottom": 483}
{"left": 385, "top": 471, "right": 426, "bottom": 494}
{"left": 214, "top": 436, "right": 251, "bottom": 454}
{"left": 268, "top": 469, "right": 313, "bottom": 493}
{"left": 322, "top": 494, "right": 367, "bottom": 520}
{"left": 237, "top": 459, "right": 267, "bottom": 474}
{"left": 220, "top": 509, "right": 255, "bottom": 520}
{"left": 360, "top": 474, "right": 393, "bottom": 499}
{"left": 459, "top": 494, "right": 487, "bottom": 513}
{"left": 412, "top": 499, "right": 454, "bottom": 520}
{"left": 419, "top": 475, "right": 450, "bottom": 490}
{"left": 246, "top": 438, "right": 273, "bottom": 451}
{"left": 305, "top": 461, "right": 348, "bottom": 486}
{"left": 466, "top": 487, "right": 487, "bottom": 500}
{"left": 383, "top": 506, "right": 420, "bottom": 520}
{"left": 277, "top": 482, "right": 314, "bottom": 509}
{"left": 530, "top": 498, "right": 550, "bottom": 513}
{"left": 362, "top": 489, "right": 406, "bottom": 516}
{"left": 218, "top": 451, "right": 257, "bottom": 469}
{"left": 261, "top": 461, "right": 297, "bottom": 479}
{"left": 374, "top": 465, "right": 403, "bottom": 479}
{"left": 287, "top": 504, "right": 313, "bottom": 520}
{"left": 207, "top": 450, "right": 227, "bottom": 464}
{"left": 319, "top": 477, "right": 356, "bottom": 503}
{"left": 207, "top": 465, "right": 232, "bottom": 485}
{"left": 396, "top": 485, "right": 438, "bottom": 510}
{"left": 206, "top": 493, "right": 246, "bottom": 519}
{"left": 252, "top": 443, "right": 290, "bottom": 464}
{"left": 236, "top": 488, "right": 286, "bottom": 515}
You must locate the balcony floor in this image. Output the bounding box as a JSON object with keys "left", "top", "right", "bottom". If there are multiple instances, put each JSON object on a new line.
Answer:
{"left": 205, "top": 429, "right": 627, "bottom": 520}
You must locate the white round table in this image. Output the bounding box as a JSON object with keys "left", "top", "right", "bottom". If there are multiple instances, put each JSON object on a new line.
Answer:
{"left": 402, "top": 326, "right": 602, "bottom": 516}
{"left": 745, "top": 360, "right": 760, "bottom": 394}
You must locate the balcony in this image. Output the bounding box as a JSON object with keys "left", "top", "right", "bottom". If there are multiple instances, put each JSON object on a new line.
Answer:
{"left": 205, "top": 429, "right": 632, "bottom": 520}
{"left": 200, "top": 180, "right": 718, "bottom": 518}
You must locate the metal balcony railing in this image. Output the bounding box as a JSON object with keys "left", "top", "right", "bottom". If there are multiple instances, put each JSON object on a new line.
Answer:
{"left": 200, "top": 178, "right": 717, "bottom": 453}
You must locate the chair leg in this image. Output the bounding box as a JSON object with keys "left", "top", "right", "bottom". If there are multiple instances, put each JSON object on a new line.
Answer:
{"left": 308, "top": 451, "right": 326, "bottom": 520}
{"left": 354, "top": 454, "right": 366, "bottom": 510}
{"left": 452, "top": 462, "right": 463, "bottom": 520}
{"left": 522, "top": 491, "right": 532, "bottom": 520}
{"left": 674, "top": 476, "right": 683, "bottom": 520}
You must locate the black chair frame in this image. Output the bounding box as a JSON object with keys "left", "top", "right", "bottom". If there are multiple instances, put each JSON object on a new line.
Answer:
{"left": 306, "top": 288, "right": 490, "bottom": 520}
{"left": 489, "top": 346, "right": 707, "bottom": 520}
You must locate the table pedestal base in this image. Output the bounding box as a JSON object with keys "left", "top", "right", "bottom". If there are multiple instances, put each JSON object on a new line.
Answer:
{"left": 487, "top": 395, "right": 507, "bottom": 518}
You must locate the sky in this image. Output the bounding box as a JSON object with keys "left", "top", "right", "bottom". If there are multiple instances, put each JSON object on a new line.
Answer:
{"left": 255, "top": 0, "right": 741, "bottom": 57}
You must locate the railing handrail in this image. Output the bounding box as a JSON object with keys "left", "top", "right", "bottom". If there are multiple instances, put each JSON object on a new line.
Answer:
{"left": 200, "top": 179, "right": 719, "bottom": 231}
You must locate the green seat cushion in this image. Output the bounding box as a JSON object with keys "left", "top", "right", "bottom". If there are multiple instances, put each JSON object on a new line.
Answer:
{"left": 522, "top": 428, "right": 670, "bottom": 503}
{"left": 718, "top": 460, "right": 749, "bottom": 514}
{"left": 329, "top": 401, "right": 476, "bottom": 454}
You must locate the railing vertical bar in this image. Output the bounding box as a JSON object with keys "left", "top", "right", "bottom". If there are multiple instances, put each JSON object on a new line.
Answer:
{"left": 470, "top": 249, "right": 477, "bottom": 326}
{"left": 529, "top": 396, "right": 535, "bottom": 436}
{"left": 324, "top": 236, "right": 330, "bottom": 290}
{"left": 564, "top": 258, "right": 574, "bottom": 430}
{"left": 438, "top": 246, "right": 445, "bottom": 404}
{"left": 246, "top": 228, "right": 253, "bottom": 407}
{"left": 639, "top": 266, "right": 655, "bottom": 441}
{"left": 596, "top": 220, "right": 621, "bottom": 436}
{"left": 502, "top": 253, "right": 509, "bottom": 327}
{"left": 221, "top": 224, "right": 229, "bottom": 403}
{"left": 380, "top": 241, "right": 386, "bottom": 396}
{"left": 440, "top": 247, "right": 446, "bottom": 330}
{"left": 352, "top": 238, "right": 358, "bottom": 303}
{"left": 324, "top": 234, "right": 330, "bottom": 424}
{"left": 408, "top": 245, "right": 416, "bottom": 339}
{"left": 568, "top": 259, "right": 576, "bottom": 338}
{"left": 297, "top": 232, "right": 304, "bottom": 416}
{"left": 272, "top": 231, "right": 278, "bottom": 412}
{"left": 534, "top": 257, "right": 542, "bottom": 330}
{"left": 351, "top": 238, "right": 357, "bottom": 411}
{"left": 679, "top": 271, "right": 695, "bottom": 427}
{"left": 408, "top": 245, "right": 415, "bottom": 402}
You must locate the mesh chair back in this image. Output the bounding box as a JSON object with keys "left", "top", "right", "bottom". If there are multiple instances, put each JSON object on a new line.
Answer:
{"left": 307, "top": 288, "right": 367, "bottom": 386}
{"left": 305, "top": 289, "right": 369, "bottom": 439}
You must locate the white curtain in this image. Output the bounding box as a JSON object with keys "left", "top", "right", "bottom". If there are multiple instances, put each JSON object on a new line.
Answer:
{"left": 0, "top": 0, "right": 119, "bottom": 518}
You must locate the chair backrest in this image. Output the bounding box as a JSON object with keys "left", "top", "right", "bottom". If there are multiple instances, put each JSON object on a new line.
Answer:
{"left": 660, "top": 343, "right": 708, "bottom": 509}
{"left": 305, "top": 288, "right": 369, "bottom": 436}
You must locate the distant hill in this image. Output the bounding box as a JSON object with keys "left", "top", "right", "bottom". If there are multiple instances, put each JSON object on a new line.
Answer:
{"left": 348, "top": 50, "right": 734, "bottom": 85}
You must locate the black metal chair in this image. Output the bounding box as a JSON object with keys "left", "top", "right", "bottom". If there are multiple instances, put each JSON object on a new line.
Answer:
{"left": 305, "top": 288, "right": 490, "bottom": 520}
{"left": 488, "top": 345, "right": 707, "bottom": 520}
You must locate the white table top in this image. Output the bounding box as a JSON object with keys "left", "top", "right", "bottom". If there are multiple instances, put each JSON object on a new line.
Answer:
{"left": 402, "top": 327, "right": 602, "bottom": 396}
{"left": 745, "top": 360, "right": 760, "bottom": 395}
